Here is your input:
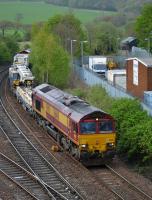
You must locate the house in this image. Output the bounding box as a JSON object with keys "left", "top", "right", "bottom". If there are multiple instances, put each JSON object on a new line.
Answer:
{"left": 121, "top": 37, "right": 137, "bottom": 51}
{"left": 126, "top": 57, "right": 152, "bottom": 99}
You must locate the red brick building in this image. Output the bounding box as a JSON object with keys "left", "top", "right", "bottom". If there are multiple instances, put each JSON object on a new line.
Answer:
{"left": 126, "top": 57, "right": 152, "bottom": 99}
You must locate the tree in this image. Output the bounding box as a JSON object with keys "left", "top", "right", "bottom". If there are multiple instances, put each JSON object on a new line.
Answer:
{"left": 0, "top": 36, "right": 19, "bottom": 64}
{"left": 30, "top": 28, "right": 70, "bottom": 88}
{"left": 0, "top": 40, "right": 11, "bottom": 64}
{"left": 46, "top": 14, "right": 87, "bottom": 55}
{"left": 110, "top": 98, "right": 152, "bottom": 164}
{"left": 0, "top": 20, "right": 14, "bottom": 37}
{"left": 86, "top": 22, "right": 119, "bottom": 54}
{"left": 4, "top": 36, "right": 19, "bottom": 56}
{"left": 135, "top": 4, "right": 152, "bottom": 51}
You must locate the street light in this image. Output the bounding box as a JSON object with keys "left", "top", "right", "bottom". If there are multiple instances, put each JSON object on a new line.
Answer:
{"left": 70, "top": 39, "right": 77, "bottom": 64}
{"left": 80, "top": 40, "right": 88, "bottom": 67}
{"left": 116, "top": 37, "right": 120, "bottom": 54}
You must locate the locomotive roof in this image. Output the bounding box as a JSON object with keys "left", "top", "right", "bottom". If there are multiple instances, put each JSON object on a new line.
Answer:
{"left": 33, "top": 84, "right": 108, "bottom": 122}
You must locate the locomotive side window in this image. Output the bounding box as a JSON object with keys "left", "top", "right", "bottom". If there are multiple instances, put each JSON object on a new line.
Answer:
{"left": 80, "top": 122, "right": 96, "bottom": 134}
{"left": 99, "top": 120, "right": 113, "bottom": 133}
{"left": 35, "top": 99, "right": 41, "bottom": 111}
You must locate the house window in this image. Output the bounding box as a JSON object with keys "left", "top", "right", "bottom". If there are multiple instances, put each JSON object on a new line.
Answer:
{"left": 133, "top": 60, "right": 138, "bottom": 85}
{"left": 35, "top": 99, "right": 41, "bottom": 111}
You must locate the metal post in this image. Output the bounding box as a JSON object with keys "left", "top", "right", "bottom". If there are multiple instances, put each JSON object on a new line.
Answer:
{"left": 46, "top": 69, "right": 48, "bottom": 83}
{"left": 70, "top": 39, "right": 77, "bottom": 66}
{"left": 80, "top": 40, "right": 88, "bottom": 67}
{"left": 70, "top": 40, "right": 73, "bottom": 58}
{"left": 81, "top": 41, "right": 83, "bottom": 67}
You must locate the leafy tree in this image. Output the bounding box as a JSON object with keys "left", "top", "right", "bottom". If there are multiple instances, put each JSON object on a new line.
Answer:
{"left": 0, "top": 36, "right": 19, "bottom": 64}
{"left": 0, "top": 20, "right": 14, "bottom": 37}
{"left": 46, "top": 14, "right": 88, "bottom": 55}
{"left": 110, "top": 98, "right": 152, "bottom": 164}
{"left": 4, "top": 36, "right": 19, "bottom": 56}
{"left": 30, "top": 28, "right": 70, "bottom": 88}
{"left": 135, "top": 4, "right": 152, "bottom": 50}
{"left": 0, "top": 40, "right": 11, "bottom": 63}
{"left": 86, "top": 22, "right": 119, "bottom": 54}
{"left": 111, "top": 99, "right": 149, "bottom": 136}
{"left": 117, "top": 120, "right": 152, "bottom": 163}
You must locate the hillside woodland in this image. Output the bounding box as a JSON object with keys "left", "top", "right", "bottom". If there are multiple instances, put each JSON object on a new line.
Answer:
{"left": 45, "top": 0, "right": 152, "bottom": 13}
{"left": 1, "top": 0, "right": 152, "bottom": 13}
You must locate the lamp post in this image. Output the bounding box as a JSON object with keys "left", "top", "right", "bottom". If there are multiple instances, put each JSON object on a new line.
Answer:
{"left": 116, "top": 37, "right": 120, "bottom": 54}
{"left": 80, "top": 40, "right": 88, "bottom": 67}
{"left": 70, "top": 39, "right": 77, "bottom": 65}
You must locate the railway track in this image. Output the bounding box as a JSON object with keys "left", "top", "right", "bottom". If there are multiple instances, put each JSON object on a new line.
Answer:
{"left": 0, "top": 72, "right": 84, "bottom": 200}
{"left": 0, "top": 153, "right": 53, "bottom": 200}
{"left": 90, "top": 165, "right": 152, "bottom": 200}
{"left": 2, "top": 67, "right": 152, "bottom": 200}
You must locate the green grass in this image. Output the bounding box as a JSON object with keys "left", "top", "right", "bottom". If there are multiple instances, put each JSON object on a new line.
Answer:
{"left": 0, "top": 1, "right": 116, "bottom": 24}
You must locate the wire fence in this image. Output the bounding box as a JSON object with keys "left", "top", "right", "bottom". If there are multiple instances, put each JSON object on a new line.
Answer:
{"left": 74, "top": 63, "right": 152, "bottom": 116}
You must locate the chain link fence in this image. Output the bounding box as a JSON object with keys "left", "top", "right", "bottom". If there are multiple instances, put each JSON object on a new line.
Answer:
{"left": 74, "top": 62, "right": 152, "bottom": 116}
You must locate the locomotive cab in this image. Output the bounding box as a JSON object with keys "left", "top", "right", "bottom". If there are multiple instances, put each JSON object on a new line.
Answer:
{"left": 77, "top": 113, "right": 116, "bottom": 164}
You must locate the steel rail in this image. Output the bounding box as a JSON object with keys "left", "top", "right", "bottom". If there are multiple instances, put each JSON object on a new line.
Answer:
{"left": 0, "top": 126, "right": 59, "bottom": 200}
{"left": 106, "top": 164, "right": 152, "bottom": 200}
{"left": 0, "top": 171, "right": 37, "bottom": 200}
{"left": 0, "top": 153, "right": 54, "bottom": 200}
{"left": 0, "top": 71, "right": 57, "bottom": 199}
{"left": 4, "top": 77, "right": 59, "bottom": 164}
{"left": 91, "top": 165, "right": 152, "bottom": 200}
{"left": 0, "top": 76, "right": 84, "bottom": 200}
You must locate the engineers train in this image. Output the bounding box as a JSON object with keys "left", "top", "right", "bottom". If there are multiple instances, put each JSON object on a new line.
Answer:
{"left": 8, "top": 52, "right": 116, "bottom": 166}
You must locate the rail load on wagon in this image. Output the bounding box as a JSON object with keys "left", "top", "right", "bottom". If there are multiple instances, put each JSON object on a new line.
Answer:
{"left": 32, "top": 84, "right": 116, "bottom": 166}
{"left": 13, "top": 49, "right": 30, "bottom": 67}
{"left": 9, "top": 65, "right": 34, "bottom": 88}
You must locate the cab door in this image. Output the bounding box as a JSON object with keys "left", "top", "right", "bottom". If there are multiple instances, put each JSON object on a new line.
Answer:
{"left": 69, "top": 120, "right": 78, "bottom": 143}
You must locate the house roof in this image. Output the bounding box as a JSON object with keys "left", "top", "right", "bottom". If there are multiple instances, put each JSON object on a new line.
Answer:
{"left": 126, "top": 57, "right": 152, "bottom": 67}
{"left": 121, "top": 37, "right": 136, "bottom": 44}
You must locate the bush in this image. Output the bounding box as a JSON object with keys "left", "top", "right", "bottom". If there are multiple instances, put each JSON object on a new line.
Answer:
{"left": 111, "top": 98, "right": 152, "bottom": 164}
{"left": 67, "top": 85, "right": 115, "bottom": 112}
{"left": 67, "top": 88, "right": 88, "bottom": 99}
{"left": 0, "top": 40, "right": 11, "bottom": 63}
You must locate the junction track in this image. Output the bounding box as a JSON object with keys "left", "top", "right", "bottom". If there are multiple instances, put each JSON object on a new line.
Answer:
{"left": 0, "top": 152, "right": 53, "bottom": 200}
{"left": 0, "top": 69, "right": 84, "bottom": 200}
{"left": 1, "top": 67, "right": 152, "bottom": 200}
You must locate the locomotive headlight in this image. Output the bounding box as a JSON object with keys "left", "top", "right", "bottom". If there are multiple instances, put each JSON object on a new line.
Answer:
{"left": 107, "top": 143, "right": 114, "bottom": 148}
